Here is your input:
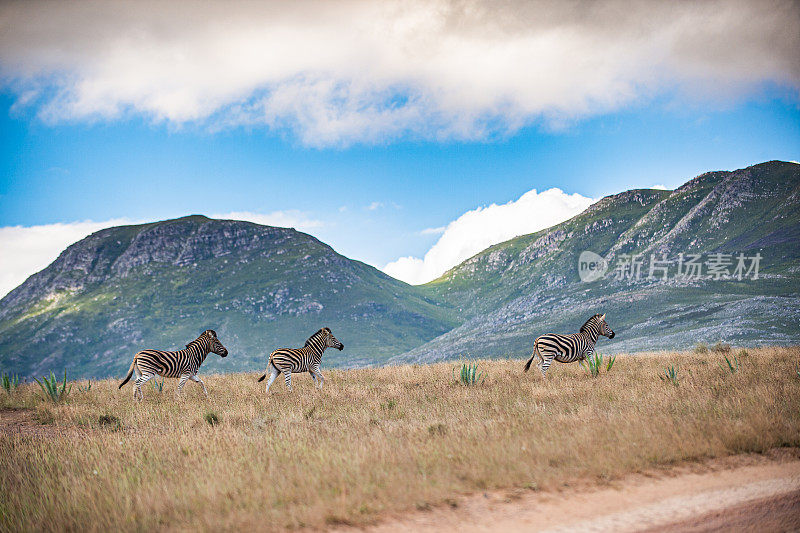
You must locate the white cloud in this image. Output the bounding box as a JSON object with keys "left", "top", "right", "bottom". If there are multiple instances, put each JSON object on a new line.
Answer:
{"left": 367, "top": 202, "right": 383, "bottom": 211}
{"left": 0, "top": 1, "right": 797, "bottom": 146}
{"left": 212, "top": 210, "right": 322, "bottom": 232}
{"left": 420, "top": 226, "right": 446, "bottom": 235}
{"left": 0, "top": 219, "right": 133, "bottom": 299}
{"left": 383, "top": 188, "right": 594, "bottom": 284}
{"left": 651, "top": 184, "right": 669, "bottom": 190}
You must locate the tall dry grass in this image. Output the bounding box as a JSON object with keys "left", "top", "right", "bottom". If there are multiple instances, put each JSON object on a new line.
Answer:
{"left": 1, "top": 347, "right": 799, "bottom": 531}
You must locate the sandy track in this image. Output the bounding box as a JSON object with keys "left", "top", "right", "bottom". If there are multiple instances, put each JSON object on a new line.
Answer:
{"left": 345, "top": 450, "right": 800, "bottom": 532}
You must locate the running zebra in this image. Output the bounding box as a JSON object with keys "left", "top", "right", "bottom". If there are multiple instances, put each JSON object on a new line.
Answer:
{"left": 524, "top": 314, "right": 615, "bottom": 377}
{"left": 118, "top": 329, "right": 228, "bottom": 400}
{"left": 257, "top": 327, "right": 344, "bottom": 393}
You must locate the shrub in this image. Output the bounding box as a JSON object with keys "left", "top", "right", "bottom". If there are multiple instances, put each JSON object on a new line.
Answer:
{"left": 204, "top": 412, "right": 220, "bottom": 426}
{"left": 454, "top": 361, "right": 484, "bottom": 385}
{"left": 98, "top": 414, "right": 122, "bottom": 431}
{"left": 711, "top": 342, "right": 732, "bottom": 353}
{"left": 151, "top": 377, "right": 165, "bottom": 393}
{"left": 1, "top": 372, "right": 19, "bottom": 393}
{"left": 660, "top": 365, "right": 679, "bottom": 386}
{"left": 719, "top": 352, "right": 740, "bottom": 374}
{"left": 583, "top": 353, "right": 602, "bottom": 377}
{"left": 34, "top": 370, "right": 71, "bottom": 403}
{"left": 694, "top": 343, "right": 709, "bottom": 354}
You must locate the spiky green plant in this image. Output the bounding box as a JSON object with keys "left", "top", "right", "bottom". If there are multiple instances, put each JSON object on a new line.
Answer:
{"left": 719, "top": 353, "right": 740, "bottom": 374}
{"left": 660, "top": 365, "right": 679, "bottom": 386}
{"left": 77, "top": 381, "right": 92, "bottom": 392}
{"left": 795, "top": 360, "right": 800, "bottom": 379}
{"left": 34, "top": 370, "right": 71, "bottom": 402}
{"left": 606, "top": 354, "right": 617, "bottom": 372}
{"left": 2, "top": 372, "right": 19, "bottom": 393}
{"left": 454, "top": 361, "right": 484, "bottom": 385}
{"left": 151, "top": 376, "right": 165, "bottom": 393}
{"left": 582, "top": 353, "right": 603, "bottom": 378}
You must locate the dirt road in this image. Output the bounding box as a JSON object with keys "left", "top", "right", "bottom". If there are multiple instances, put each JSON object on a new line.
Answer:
{"left": 346, "top": 450, "right": 800, "bottom": 532}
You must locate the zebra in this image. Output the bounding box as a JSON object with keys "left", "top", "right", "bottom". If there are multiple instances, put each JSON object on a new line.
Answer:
{"left": 118, "top": 329, "right": 228, "bottom": 400}
{"left": 257, "top": 327, "right": 344, "bottom": 393}
{"left": 523, "top": 314, "right": 615, "bottom": 377}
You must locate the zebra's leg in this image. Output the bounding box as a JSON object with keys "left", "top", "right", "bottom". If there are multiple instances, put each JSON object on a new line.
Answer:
{"left": 265, "top": 365, "right": 279, "bottom": 393}
{"left": 540, "top": 354, "right": 555, "bottom": 378}
{"left": 133, "top": 372, "right": 154, "bottom": 401}
{"left": 191, "top": 374, "right": 208, "bottom": 397}
{"left": 311, "top": 366, "right": 324, "bottom": 389}
{"left": 176, "top": 374, "right": 190, "bottom": 398}
{"left": 284, "top": 371, "right": 293, "bottom": 392}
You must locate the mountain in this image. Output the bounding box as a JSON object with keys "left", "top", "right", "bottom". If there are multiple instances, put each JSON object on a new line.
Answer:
{"left": 0, "top": 216, "right": 456, "bottom": 379}
{"left": 393, "top": 160, "right": 800, "bottom": 363}
{"left": 1, "top": 161, "right": 798, "bottom": 379}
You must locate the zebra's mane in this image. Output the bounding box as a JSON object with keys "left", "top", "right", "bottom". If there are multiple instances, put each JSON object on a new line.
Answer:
{"left": 185, "top": 333, "right": 208, "bottom": 349}
{"left": 579, "top": 314, "right": 602, "bottom": 334}
{"left": 304, "top": 328, "right": 327, "bottom": 347}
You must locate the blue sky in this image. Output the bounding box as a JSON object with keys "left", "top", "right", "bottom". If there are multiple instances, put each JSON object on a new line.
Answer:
{"left": 0, "top": 0, "right": 798, "bottom": 294}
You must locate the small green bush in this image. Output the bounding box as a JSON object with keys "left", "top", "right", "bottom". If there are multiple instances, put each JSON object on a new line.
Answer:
{"left": 2, "top": 372, "right": 19, "bottom": 393}
{"left": 78, "top": 381, "right": 92, "bottom": 392}
{"left": 34, "top": 370, "right": 71, "bottom": 402}
{"left": 454, "top": 361, "right": 484, "bottom": 385}
{"left": 204, "top": 412, "right": 220, "bottom": 426}
{"left": 719, "top": 352, "right": 740, "bottom": 374}
{"left": 660, "top": 365, "right": 679, "bottom": 386}
{"left": 582, "top": 353, "right": 603, "bottom": 377}
{"left": 606, "top": 354, "right": 617, "bottom": 372}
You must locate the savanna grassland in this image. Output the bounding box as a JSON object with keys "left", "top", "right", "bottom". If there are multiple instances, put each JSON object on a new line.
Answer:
{"left": 1, "top": 347, "right": 799, "bottom": 531}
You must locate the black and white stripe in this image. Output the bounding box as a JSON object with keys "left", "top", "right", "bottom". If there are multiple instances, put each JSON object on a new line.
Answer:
{"left": 524, "top": 314, "right": 615, "bottom": 377}
{"left": 257, "top": 327, "right": 344, "bottom": 392}
{"left": 118, "top": 329, "right": 228, "bottom": 400}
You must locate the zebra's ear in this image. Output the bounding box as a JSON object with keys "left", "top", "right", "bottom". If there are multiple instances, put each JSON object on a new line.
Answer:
{"left": 600, "top": 313, "right": 606, "bottom": 321}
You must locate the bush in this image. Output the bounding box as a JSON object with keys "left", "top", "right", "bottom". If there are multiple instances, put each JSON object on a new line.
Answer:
{"left": 660, "top": 365, "right": 679, "bottom": 386}
{"left": 694, "top": 343, "right": 709, "bottom": 354}
{"left": 711, "top": 342, "right": 732, "bottom": 353}
{"left": 454, "top": 361, "right": 484, "bottom": 385}
{"left": 98, "top": 414, "right": 122, "bottom": 431}
{"left": 1, "top": 372, "right": 19, "bottom": 393}
{"left": 719, "top": 352, "right": 740, "bottom": 374}
{"left": 34, "top": 370, "right": 71, "bottom": 403}
{"left": 204, "top": 412, "right": 220, "bottom": 426}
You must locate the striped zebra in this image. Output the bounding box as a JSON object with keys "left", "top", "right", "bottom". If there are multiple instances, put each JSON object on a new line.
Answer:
{"left": 257, "top": 327, "right": 344, "bottom": 393}
{"left": 524, "top": 314, "right": 615, "bottom": 377}
{"left": 118, "top": 329, "right": 228, "bottom": 400}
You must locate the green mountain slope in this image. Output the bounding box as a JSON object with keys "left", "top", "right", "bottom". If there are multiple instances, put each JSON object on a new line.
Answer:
{"left": 392, "top": 160, "right": 800, "bottom": 363}
{"left": 0, "top": 216, "right": 456, "bottom": 379}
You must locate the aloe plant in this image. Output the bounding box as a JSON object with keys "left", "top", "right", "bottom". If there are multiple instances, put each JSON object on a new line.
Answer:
{"left": 606, "top": 354, "right": 616, "bottom": 372}
{"left": 583, "top": 353, "right": 603, "bottom": 377}
{"left": 454, "top": 361, "right": 484, "bottom": 385}
{"left": 660, "top": 365, "right": 679, "bottom": 386}
{"left": 78, "top": 380, "right": 92, "bottom": 392}
{"left": 2, "top": 372, "right": 19, "bottom": 393}
{"left": 719, "top": 353, "right": 740, "bottom": 374}
{"left": 151, "top": 376, "right": 165, "bottom": 393}
{"left": 35, "top": 370, "right": 71, "bottom": 402}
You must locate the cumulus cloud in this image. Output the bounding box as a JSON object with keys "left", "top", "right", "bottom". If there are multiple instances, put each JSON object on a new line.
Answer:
{"left": 0, "top": 0, "right": 797, "bottom": 146}
{"left": 420, "top": 226, "right": 446, "bottom": 235}
{"left": 0, "top": 219, "right": 133, "bottom": 299}
{"left": 383, "top": 188, "right": 594, "bottom": 284}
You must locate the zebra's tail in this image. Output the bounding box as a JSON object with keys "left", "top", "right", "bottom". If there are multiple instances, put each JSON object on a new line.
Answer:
{"left": 257, "top": 356, "right": 276, "bottom": 382}
{"left": 118, "top": 360, "right": 136, "bottom": 389}
{"left": 524, "top": 341, "right": 540, "bottom": 372}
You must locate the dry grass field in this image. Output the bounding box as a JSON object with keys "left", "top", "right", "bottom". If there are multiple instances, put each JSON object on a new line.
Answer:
{"left": 1, "top": 347, "right": 799, "bottom": 531}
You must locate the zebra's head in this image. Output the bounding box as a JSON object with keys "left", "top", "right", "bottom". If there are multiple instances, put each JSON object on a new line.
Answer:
{"left": 306, "top": 327, "right": 344, "bottom": 351}
{"left": 598, "top": 314, "right": 615, "bottom": 339}
{"left": 204, "top": 329, "right": 229, "bottom": 357}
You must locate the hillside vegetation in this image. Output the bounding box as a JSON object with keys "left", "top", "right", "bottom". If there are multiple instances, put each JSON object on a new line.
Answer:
{"left": 1, "top": 347, "right": 798, "bottom": 531}
{"left": 0, "top": 161, "right": 798, "bottom": 379}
